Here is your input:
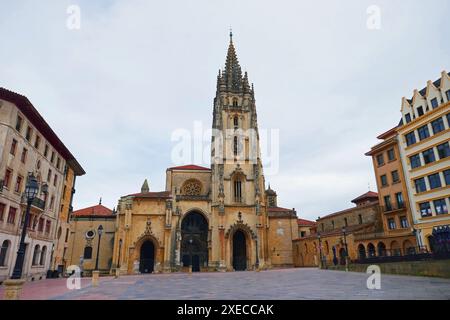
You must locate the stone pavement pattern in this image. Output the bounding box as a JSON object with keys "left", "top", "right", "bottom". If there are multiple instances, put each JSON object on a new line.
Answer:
{"left": 1, "top": 268, "right": 449, "bottom": 300}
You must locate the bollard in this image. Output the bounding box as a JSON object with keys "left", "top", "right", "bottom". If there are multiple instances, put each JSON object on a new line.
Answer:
{"left": 3, "top": 279, "right": 26, "bottom": 300}
{"left": 92, "top": 270, "right": 100, "bottom": 287}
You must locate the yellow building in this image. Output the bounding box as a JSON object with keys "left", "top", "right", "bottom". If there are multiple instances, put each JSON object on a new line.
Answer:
{"left": 66, "top": 203, "right": 115, "bottom": 275}
{"left": 397, "top": 71, "right": 450, "bottom": 251}
{"left": 112, "top": 34, "right": 297, "bottom": 274}
{"left": 365, "top": 126, "right": 417, "bottom": 254}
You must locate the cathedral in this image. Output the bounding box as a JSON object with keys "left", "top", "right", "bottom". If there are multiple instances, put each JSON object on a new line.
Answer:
{"left": 112, "top": 33, "right": 298, "bottom": 273}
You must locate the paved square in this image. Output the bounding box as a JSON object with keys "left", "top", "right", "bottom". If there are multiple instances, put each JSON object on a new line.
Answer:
{"left": 1, "top": 268, "right": 449, "bottom": 300}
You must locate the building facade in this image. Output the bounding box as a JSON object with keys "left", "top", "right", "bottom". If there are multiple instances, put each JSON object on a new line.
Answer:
{"left": 0, "top": 88, "right": 84, "bottom": 282}
{"left": 66, "top": 204, "right": 115, "bottom": 275}
{"left": 112, "top": 34, "right": 298, "bottom": 274}
{"left": 397, "top": 71, "right": 450, "bottom": 251}
{"left": 365, "top": 126, "right": 417, "bottom": 254}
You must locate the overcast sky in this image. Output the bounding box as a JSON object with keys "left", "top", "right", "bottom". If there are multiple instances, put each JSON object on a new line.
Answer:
{"left": 1, "top": 0, "right": 449, "bottom": 221}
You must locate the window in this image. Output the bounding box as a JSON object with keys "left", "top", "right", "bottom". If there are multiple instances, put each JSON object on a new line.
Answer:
{"left": 419, "top": 202, "right": 432, "bottom": 217}
{"left": 40, "top": 246, "right": 47, "bottom": 265}
{"left": 437, "top": 142, "right": 450, "bottom": 159}
{"left": 410, "top": 154, "right": 421, "bottom": 169}
{"left": 14, "top": 176, "right": 23, "bottom": 193}
{"left": 83, "top": 246, "right": 93, "bottom": 259}
{"left": 405, "top": 132, "right": 416, "bottom": 146}
{"left": 388, "top": 218, "right": 396, "bottom": 230}
{"left": 384, "top": 195, "right": 392, "bottom": 211}
{"left": 387, "top": 149, "right": 395, "bottom": 161}
{"left": 417, "top": 125, "right": 430, "bottom": 140}
{"left": 15, "top": 115, "right": 23, "bottom": 132}
{"left": 32, "top": 245, "right": 40, "bottom": 266}
{"left": 300, "top": 231, "right": 306, "bottom": 237}
{"left": 416, "top": 106, "right": 424, "bottom": 116}
{"left": 422, "top": 148, "right": 435, "bottom": 164}
{"left": 56, "top": 157, "right": 61, "bottom": 170}
{"left": 45, "top": 220, "right": 51, "bottom": 234}
{"left": 50, "top": 151, "right": 55, "bottom": 163}
{"left": 0, "top": 240, "right": 10, "bottom": 266}
{"left": 233, "top": 136, "right": 238, "bottom": 156}
{"left": 7, "top": 207, "right": 17, "bottom": 224}
{"left": 38, "top": 218, "right": 44, "bottom": 232}
{"left": 428, "top": 173, "right": 442, "bottom": 189}
{"left": 358, "top": 214, "right": 363, "bottom": 225}
{"left": 34, "top": 135, "right": 40, "bottom": 149}
{"left": 391, "top": 170, "right": 399, "bottom": 183}
{"left": 431, "top": 118, "right": 445, "bottom": 134}
{"left": 433, "top": 199, "right": 448, "bottom": 215}
{"left": 44, "top": 144, "right": 49, "bottom": 157}
{"left": 53, "top": 174, "right": 58, "bottom": 187}
{"left": 232, "top": 98, "right": 238, "bottom": 107}
{"left": 414, "top": 177, "right": 427, "bottom": 193}
{"left": 446, "top": 90, "right": 450, "bottom": 102}
{"left": 49, "top": 196, "right": 55, "bottom": 210}
{"left": 447, "top": 113, "right": 450, "bottom": 127}
{"left": 233, "top": 116, "right": 239, "bottom": 129}
{"left": 20, "top": 148, "right": 27, "bottom": 164}
{"left": 395, "top": 192, "right": 404, "bottom": 208}
{"left": 380, "top": 175, "right": 388, "bottom": 187}
{"left": 0, "top": 203, "right": 5, "bottom": 221}
{"left": 65, "top": 228, "right": 69, "bottom": 242}
{"left": 405, "top": 113, "right": 411, "bottom": 123}
{"left": 444, "top": 169, "right": 450, "bottom": 186}
{"left": 4, "top": 169, "right": 12, "bottom": 189}
{"left": 25, "top": 126, "right": 32, "bottom": 141}
{"left": 344, "top": 217, "right": 348, "bottom": 227}
{"left": 10, "top": 139, "right": 17, "bottom": 155}
{"left": 431, "top": 98, "right": 439, "bottom": 109}
{"left": 234, "top": 179, "right": 242, "bottom": 203}
{"left": 331, "top": 220, "right": 335, "bottom": 229}
{"left": 47, "top": 169, "right": 52, "bottom": 182}
{"left": 400, "top": 216, "right": 409, "bottom": 228}
{"left": 376, "top": 154, "right": 384, "bottom": 166}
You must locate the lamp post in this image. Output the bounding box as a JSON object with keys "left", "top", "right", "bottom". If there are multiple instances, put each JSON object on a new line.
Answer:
{"left": 11, "top": 173, "right": 39, "bottom": 279}
{"left": 255, "top": 238, "right": 260, "bottom": 271}
{"left": 342, "top": 227, "right": 349, "bottom": 271}
{"left": 317, "top": 233, "right": 323, "bottom": 269}
{"left": 94, "top": 225, "right": 103, "bottom": 271}
{"left": 117, "top": 239, "right": 122, "bottom": 269}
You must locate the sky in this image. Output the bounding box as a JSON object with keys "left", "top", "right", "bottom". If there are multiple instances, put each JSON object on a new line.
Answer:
{"left": 1, "top": 0, "right": 449, "bottom": 221}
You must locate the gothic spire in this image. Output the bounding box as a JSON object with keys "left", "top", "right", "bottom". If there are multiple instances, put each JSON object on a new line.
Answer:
{"left": 141, "top": 179, "right": 149, "bottom": 193}
{"left": 222, "top": 31, "right": 243, "bottom": 93}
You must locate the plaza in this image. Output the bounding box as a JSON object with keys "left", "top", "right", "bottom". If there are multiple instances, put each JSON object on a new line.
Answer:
{"left": 1, "top": 268, "right": 449, "bottom": 300}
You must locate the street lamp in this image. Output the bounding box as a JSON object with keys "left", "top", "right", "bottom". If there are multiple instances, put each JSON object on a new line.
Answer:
{"left": 117, "top": 239, "right": 122, "bottom": 269}
{"left": 342, "top": 227, "right": 349, "bottom": 271}
{"left": 317, "top": 233, "right": 323, "bottom": 269}
{"left": 255, "top": 238, "right": 260, "bottom": 270}
{"left": 94, "top": 225, "right": 103, "bottom": 271}
{"left": 11, "top": 173, "right": 39, "bottom": 279}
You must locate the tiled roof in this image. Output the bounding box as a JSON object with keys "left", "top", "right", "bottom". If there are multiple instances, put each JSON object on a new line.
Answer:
{"left": 351, "top": 191, "right": 378, "bottom": 204}
{"left": 268, "top": 206, "right": 293, "bottom": 212}
{"left": 168, "top": 164, "right": 211, "bottom": 171}
{"left": 317, "top": 201, "right": 378, "bottom": 220}
{"left": 297, "top": 218, "right": 316, "bottom": 226}
{"left": 376, "top": 126, "right": 398, "bottom": 140}
{"left": 72, "top": 205, "right": 113, "bottom": 217}
{"left": 0, "top": 87, "right": 85, "bottom": 175}
{"left": 127, "top": 191, "right": 172, "bottom": 198}
{"left": 297, "top": 223, "right": 373, "bottom": 240}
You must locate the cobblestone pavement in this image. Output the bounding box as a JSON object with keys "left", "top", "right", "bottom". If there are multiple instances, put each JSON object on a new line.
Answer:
{"left": 1, "top": 268, "right": 450, "bottom": 300}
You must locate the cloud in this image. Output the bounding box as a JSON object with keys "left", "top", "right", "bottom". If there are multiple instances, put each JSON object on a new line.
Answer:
{"left": 1, "top": 0, "right": 449, "bottom": 220}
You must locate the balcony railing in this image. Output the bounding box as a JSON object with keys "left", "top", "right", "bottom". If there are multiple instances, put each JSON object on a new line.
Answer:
{"left": 32, "top": 198, "right": 46, "bottom": 210}
{"left": 381, "top": 202, "right": 406, "bottom": 213}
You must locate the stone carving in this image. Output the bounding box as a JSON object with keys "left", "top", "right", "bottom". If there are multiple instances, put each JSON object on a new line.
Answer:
{"left": 181, "top": 179, "right": 202, "bottom": 196}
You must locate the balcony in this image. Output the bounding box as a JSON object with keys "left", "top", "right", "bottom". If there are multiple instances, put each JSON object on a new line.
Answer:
{"left": 381, "top": 202, "right": 406, "bottom": 213}
{"left": 31, "top": 198, "right": 46, "bottom": 210}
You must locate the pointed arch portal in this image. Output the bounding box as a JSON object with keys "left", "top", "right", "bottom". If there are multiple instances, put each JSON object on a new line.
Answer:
{"left": 139, "top": 240, "right": 155, "bottom": 273}
{"left": 232, "top": 230, "right": 247, "bottom": 271}
{"left": 181, "top": 211, "right": 208, "bottom": 272}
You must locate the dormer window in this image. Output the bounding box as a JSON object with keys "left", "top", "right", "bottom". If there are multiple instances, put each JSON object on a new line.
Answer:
{"left": 431, "top": 98, "right": 438, "bottom": 109}
{"left": 405, "top": 113, "right": 411, "bottom": 123}
{"left": 417, "top": 106, "right": 424, "bottom": 116}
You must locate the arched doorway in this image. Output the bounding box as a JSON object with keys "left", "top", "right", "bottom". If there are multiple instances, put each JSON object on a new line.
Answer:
{"left": 358, "top": 244, "right": 366, "bottom": 260}
{"left": 377, "top": 242, "right": 386, "bottom": 256}
{"left": 367, "top": 243, "right": 376, "bottom": 257}
{"left": 403, "top": 240, "right": 415, "bottom": 255}
{"left": 181, "top": 211, "right": 208, "bottom": 272}
{"left": 339, "top": 248, "right": 346, "bottom": 265}
{"left": 232, "top": 230, "right": 247, "bottom": 271}
{"left": 390, "top": 240, "right": 401, "bottom": 256}
{"left": 139, "top": 240, "right": 155, "bottom": 273}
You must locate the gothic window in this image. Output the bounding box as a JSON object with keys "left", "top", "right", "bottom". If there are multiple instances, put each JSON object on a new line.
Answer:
{"left": 181, "top": 179, "right": 202, "bottom": 196}
{"left": 268, "top": 196, "right": 276, "bottom": 207}
{"left": 233, "top": 136, "right": 238, "bottom": 156}
{"left": 233, "top": 98, "right": 238, "bottom": 107}
{"left": 233, "top": 116, "right": 239, "bottom": 129}
{"left": 40, "top": 246, "right": 47, "bottom": 266}
{"left": 32, "top": 245, "right": 40, "bottom": 266}
{"left": 234, "top": 177, "right": 243, "bottom": 203}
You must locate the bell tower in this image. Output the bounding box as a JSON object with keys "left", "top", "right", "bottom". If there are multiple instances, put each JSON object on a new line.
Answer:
{"left": 210, "top": 32, "right": 268, "bottom": 270}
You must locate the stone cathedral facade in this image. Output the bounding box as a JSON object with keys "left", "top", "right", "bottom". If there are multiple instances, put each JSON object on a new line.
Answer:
{"left": 112, "top": 34, "right": 298, "bottom": 273}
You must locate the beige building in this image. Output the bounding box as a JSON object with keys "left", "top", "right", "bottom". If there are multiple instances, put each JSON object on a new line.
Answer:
{"left": 397, "top": 71, "right": 450, "bottom": 251}
{"left": 0, "top": 88, "right": 85, "bottom": 282}
{"left": 66, "top": 203, "right": 115, "bottom": 275}
{"left": 112, "top": 34, "right": 297, "bottom": 274}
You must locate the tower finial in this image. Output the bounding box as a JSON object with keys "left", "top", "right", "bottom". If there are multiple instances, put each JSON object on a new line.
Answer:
{"left": 229, "top": 26, "right": 233, "bottom": 42}
{"left": 99, "top": 197, "right": 102, "bottom": 205}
